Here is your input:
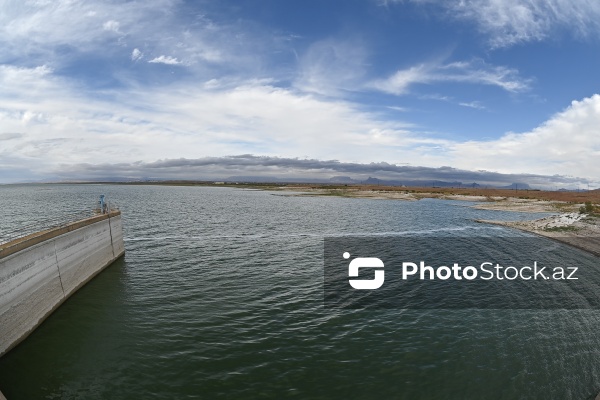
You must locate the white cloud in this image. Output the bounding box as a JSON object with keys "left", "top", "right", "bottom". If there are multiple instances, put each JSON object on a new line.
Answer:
{"left": 295, "top": 38, "right": 368, "bottom": 96}
{"left": 0, "top": 64, "right": 430, "bottom": 179}
{"left": 0, "top": 64, "right": 55, "bottom": 102}
{"left": 0, "top": 0, "right": 266, "bottom": 77}
{"left": 148, "top": 55, "right": 182, "bottom": 65}
{"left": 102, "top": 20, "right": 120, "bottom": 33}
{"left": 0, "top": 0, "right": 176, "bottom": 67}
{"left": 419, "top": 93, "right": 452, "bottom": 102}
{"left": 0, "top": 63, "right": 52, "bottom": 79}
{"left": 131, "top": 48, "right": 143, "bottom": 61}
{"left": 371, "top": 59, "right": 530, "bottom": 95}
{"left": 0, "top": 132, "right": 23, "bottom": 140}
{"left": 0, "top": 0, "right": 597, "bottom": 187}
{"left": 370, "top": 64, "right": 429, "bottom": 95}
{"left": 391, "top": 0, "right": 600, "bottom": 48}
{"left": 449, "top": 94, "right": 600, "bottom": 179}
{"left": 458, "top": 101, "right": 486, "bottom": 110}
{"left": 454, "top": 0, "right": 600, "bottom": 48}
{"left": 0, "top": 61, "right": 598, "bottom": 186}
{"left": 386, "top": 106, "right": 409, "bottom": 112}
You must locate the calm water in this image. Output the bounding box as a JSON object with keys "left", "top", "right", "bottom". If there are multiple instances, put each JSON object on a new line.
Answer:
{"left": 1, "top": 184, "right": 600, "bottom": 399}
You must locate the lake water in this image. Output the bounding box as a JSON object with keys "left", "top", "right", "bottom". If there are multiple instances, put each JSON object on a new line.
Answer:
{"left": 1, "top": 184, "right": 600, "bottom": 399}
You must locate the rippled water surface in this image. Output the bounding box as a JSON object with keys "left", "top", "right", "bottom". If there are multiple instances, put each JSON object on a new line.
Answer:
{"left": 1, "top": 184, "right": 600, "bottom": 399}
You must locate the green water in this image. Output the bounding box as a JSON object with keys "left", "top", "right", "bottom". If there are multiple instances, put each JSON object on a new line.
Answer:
{"left": 1, "top": 184, "right": 599, "bottom": 399}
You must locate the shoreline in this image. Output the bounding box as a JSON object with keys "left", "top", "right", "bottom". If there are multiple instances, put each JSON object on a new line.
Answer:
{"left": 270, "top": 186, "right": 578, "bottom": 213}
{"left": 24, "top": 181, "right": 600, "bottom": 256}
{"left": 269, "top": 184, "right": 600, "bottom": 256}
{"left": 476, "top": 214, "right": 600, "bottom": 257}
{"left": 273, "top": 185, "right": 600, "bottom": 256}
{"left": 50, "top": 180, "right": 600, "bottom": 210}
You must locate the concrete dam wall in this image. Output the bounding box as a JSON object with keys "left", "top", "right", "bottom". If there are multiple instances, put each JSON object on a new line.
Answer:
{"left": 0, "top": 211, "right": 124, "bottom": 357}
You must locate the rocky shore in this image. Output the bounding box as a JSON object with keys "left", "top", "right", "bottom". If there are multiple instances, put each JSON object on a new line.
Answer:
{"left": 273, "top": 185, "right": 600, "bottom": 256}
{"left": 476, "top": 213, "right": 600, "bottom": 257}
{"left": 276, "top": 187, "right": 577, "bottom": 213}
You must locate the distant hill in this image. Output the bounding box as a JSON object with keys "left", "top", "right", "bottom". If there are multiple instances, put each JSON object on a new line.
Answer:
{"left": 226, "top": 175, "right": 535, "bottom": 189}
{"left": 226, "top": 176, "right": 284, "bottom": 183}
{"left": 363, "top": 177, "right": 489, "bottom": 188}
{"left": 497, "top": 183, "right": 531, "bottom": 190}
{"left": 329, "top": 176, "right": 356, "bottom": 183}
{"left": 36, "top": 174, "right": 593, "bottom": 191}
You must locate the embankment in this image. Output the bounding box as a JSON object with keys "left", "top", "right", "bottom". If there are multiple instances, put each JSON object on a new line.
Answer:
{"left": 0, "top": 211, "right": 124, "bottom": 357}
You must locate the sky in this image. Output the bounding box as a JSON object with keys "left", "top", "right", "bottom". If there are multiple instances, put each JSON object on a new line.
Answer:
{"left": 1, "top": 0, "right": 599, "bottom": 187}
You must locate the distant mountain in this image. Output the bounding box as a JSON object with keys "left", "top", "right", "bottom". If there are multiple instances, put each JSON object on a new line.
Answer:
{"left": 557, "top": 188, "right": 592, "bottom": 192}
{"left": 497, "top": 182, "right": 531, "bottom": 190}
{"left": 226, "top": 176, "right": 284, "bottom": 183}
{"left": 329, "top": 176, "right": 357, "bottom": 183}
{"left": 361, "top": 177, "right": 484, "bottom": 188}
{"left": 203, "top": 175, "right": 539, "bottom": 189}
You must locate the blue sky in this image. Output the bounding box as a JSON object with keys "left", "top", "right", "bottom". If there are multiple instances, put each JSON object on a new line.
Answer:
{"left": 1, "top": 0, "right": 599, "bottom": 186}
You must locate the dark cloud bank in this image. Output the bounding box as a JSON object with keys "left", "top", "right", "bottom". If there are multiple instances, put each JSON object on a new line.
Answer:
{"left": 52, "top": 155, "right": 594, "bottom": 189}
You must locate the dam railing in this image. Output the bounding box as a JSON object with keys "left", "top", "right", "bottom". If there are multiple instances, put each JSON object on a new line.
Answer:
{"left": 0, "top": 207, "right": 118, "bottom": 247}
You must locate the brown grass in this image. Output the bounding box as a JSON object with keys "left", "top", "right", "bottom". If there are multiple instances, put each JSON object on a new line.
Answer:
{"left": 295, "top": 185, "right": 600, "bottom": 204}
